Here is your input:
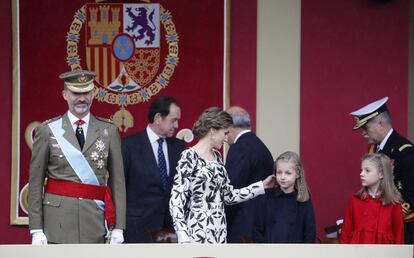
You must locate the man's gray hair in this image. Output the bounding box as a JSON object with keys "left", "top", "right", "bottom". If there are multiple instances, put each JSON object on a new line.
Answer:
{"left": 372, "top": 111, "right": 392, "bottom": 126}
{"left": 231, "top": 111, "right": 251, "bottom": 129}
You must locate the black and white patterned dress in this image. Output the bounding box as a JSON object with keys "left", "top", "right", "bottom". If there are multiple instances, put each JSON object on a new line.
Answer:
{"left": 169, "top": 148, "right": 265, "bottom": 243}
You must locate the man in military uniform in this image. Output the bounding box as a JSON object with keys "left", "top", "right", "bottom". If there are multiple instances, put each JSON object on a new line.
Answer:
{"left": 350, "top": 96, "right": 414, "bottom": 244}
{"left": 28, "top": 70, "right": 126, "bottom": 244}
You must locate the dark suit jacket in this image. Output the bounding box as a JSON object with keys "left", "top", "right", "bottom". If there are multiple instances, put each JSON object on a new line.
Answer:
{"left": 380, "top": 130, "right": 414, "bottom": 212}
{"left": 225, "top": 131, "right": 274, "bottom": 243}
{"left": 122, "top": 129, "right": 185, "bottom": 243}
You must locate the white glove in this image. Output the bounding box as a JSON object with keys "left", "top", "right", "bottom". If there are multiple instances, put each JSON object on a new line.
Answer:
{"left": 109, "top": 229, "right": 124, "bottom": 244}
{"left": 32, "top": 231, "right": 48, "bottom": 245}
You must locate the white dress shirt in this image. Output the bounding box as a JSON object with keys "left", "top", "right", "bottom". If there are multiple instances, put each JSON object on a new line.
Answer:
{"left": 146, "top": 125, "right": 170, "bottom": 175}
{"left": 377, "top": 128, "right": 393, "bottom": 152}
{"left": 67, "top": 111, "right": 90, "bottom": 139}
{"left": 234, "top": 129, "right": 251, "bottom": 144}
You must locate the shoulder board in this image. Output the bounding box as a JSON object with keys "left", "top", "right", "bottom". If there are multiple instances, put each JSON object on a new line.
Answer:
{"left": 95, "top": 116, "right": 114, "bottom": 124}
{"left": 399, "top": 144, "right": 413, "bottom": 152}
{"left": 41, "top": 115, "right": 62, "bottom": 125}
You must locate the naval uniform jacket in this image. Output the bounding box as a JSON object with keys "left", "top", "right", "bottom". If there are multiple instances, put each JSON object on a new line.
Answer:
{"left": 122, "top": 129, "right": 186, "bottom": 243}
{"left": 379, "top": 130, "right": 414, "bottom": 213}
{"left": 28, "top": 113, "right": 126, "bottom": 243}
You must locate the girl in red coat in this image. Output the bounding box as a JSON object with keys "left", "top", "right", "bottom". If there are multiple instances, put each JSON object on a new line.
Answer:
{"left": 339, "top": 153, "right": 404, "bottom": 244}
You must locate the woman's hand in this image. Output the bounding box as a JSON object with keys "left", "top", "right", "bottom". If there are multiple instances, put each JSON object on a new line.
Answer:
{"left": 262, "top": 175, "right": 277, "bottom": 190}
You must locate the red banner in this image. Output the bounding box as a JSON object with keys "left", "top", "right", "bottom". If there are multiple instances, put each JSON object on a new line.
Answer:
{"left": 12, "top": 0, "right": 228, "bottom": 224}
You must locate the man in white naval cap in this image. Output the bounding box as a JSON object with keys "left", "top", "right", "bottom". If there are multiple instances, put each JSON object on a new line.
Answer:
{"left": 350, "top": 96, "right": 414, "bottom": 244}
{"left": 28, "top": 70, "right": 126, "bottom": 244}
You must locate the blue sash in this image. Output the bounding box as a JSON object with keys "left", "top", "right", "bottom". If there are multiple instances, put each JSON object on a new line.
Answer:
{"left": 48, "top": 118, "right": 104, "bottom": 210}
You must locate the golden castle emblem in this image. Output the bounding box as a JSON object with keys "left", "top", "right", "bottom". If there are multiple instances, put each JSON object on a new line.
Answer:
{"left": 88, "top": 6, "right": 121, "bottom": 45}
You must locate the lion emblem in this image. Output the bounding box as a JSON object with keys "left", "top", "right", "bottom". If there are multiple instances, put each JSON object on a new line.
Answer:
{"left": 125, "top": 7, "right": 156, "bottom": 46}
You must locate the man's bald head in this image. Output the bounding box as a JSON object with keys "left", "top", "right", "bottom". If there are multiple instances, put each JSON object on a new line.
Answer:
{"left": 226, "top": 106, "right": 251, "bottom": 145}
{"left": 227, "top": 106, "right": 251, "bottom": 129}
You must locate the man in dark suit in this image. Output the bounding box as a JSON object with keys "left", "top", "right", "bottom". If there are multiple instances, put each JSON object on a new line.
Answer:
{"left": 225, "top": 106, "right": 274, "bottom": 243}
{"left": 351, "top": 96, "right": 414, "bottom": 244}
{"left": 122, "top": 96, "right": 186, "bottom": 243}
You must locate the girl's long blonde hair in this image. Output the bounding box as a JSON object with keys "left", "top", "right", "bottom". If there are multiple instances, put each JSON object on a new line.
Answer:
{"left": 356, "top": 153, "right": 402, "bottom": 205}
{"left": 275, "top": 151, "right": 311, "bottom": 202}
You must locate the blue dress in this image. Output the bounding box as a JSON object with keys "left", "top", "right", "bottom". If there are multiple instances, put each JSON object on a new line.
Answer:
{"left": 253, "top": 188, "right": 316, "bottom": 243}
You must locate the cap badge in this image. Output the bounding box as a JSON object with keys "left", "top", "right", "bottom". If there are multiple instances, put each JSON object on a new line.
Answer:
{"left": 78, "top": 74, "right": 88, "bottom": 83}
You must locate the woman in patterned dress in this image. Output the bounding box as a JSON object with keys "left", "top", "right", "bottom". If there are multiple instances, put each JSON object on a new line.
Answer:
{"left": 169, "top": 107, "right": 276, "bottom": 243}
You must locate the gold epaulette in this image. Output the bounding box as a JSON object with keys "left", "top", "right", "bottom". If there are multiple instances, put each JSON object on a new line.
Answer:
{"left": 96, "top": 116, "right": 114, "bottom": 124}
{"left": 404, "top": 212, "right": 414, "bottom": 221}
{"left": 402, "top": 202, "right": 414, "bottom": 222}
{"left": 41, "top": 115, "right": 62, "bottom": 125}
{"left": 399, "top": 144, "right": 413, "bottom": 152}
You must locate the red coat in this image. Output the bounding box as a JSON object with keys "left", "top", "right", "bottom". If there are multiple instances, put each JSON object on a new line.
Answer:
{"left": 339, "top": 195, "right": 404, "bottom": 244}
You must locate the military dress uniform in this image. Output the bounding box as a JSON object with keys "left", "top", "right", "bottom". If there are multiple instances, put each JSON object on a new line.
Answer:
{"left": 378, "top": 131, "right": 414, "bottom": 237}
{"left": 28, "top": 70, "right": 126, "bottom": 244}
{"left": 351, "top": 96, "right": 414, "bottom": 244}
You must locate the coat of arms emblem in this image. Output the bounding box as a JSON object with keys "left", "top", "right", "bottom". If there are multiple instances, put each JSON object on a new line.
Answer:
{"left": 66, "top": 2, "right": 179, "bottom": 132}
